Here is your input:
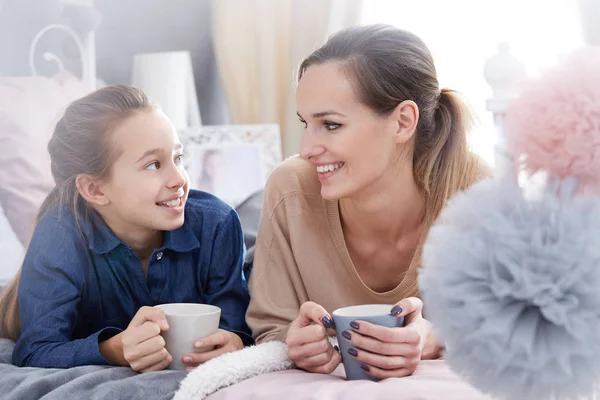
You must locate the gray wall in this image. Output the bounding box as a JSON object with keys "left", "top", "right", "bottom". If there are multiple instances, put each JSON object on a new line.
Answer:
{"left": 95, "top": 0, "right": 229, "bottom": 124}
{"left": 0, "top": 0, "right": 229, "bottom": 124}
{"left": 0, "top": 0, "right": 64, "bottom": 76}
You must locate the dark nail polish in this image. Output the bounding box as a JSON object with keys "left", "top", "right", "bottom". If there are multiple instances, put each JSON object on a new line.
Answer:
{"left": 350, "top": 321, "right": 360, "bottom": 330}
{"left": 361, "top": 364, "right": 370, "bottom": 372}
{"left": 391, "top": 305, "right": 403, "bottom": 316}
{"left": 333, "top": 345, "right": 340, "bottom": 352}
{"left": 321, "top": 316, "right": 334, "bottom": 329}
{"left": 348, "top": 348, "right": 358, "bottom": 357}
{"left": 341, "top": 331, "right": 352, "bottom": 341}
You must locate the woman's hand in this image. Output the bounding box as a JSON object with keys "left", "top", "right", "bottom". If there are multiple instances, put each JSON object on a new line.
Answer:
{"left": 120, "top": 306, "right": 172, "bottom": 372}
{"left": 182, "top": 329, "right": 244, "bottom": 370}
{"left": 286, "top": 301, "right": 341, "bottom": 374}
{"left": 339, "top": 297, "right": 439, "bottom": 380}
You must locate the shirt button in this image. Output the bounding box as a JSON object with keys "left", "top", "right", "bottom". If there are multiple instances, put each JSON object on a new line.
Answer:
{"left": 156, "top": 252, "right": 163, "bottom": 260}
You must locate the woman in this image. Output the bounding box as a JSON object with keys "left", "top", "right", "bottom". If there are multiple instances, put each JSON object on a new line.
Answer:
{"left": 246, "top": 24, "right": 489, "bottom": 380}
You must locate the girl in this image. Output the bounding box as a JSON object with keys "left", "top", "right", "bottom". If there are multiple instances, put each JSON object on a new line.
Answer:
{"left": 0, "top": 85, "right": 252, "bottom": 372}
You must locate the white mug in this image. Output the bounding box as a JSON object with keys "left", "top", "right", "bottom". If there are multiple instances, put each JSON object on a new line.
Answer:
{"left": 154, "top": 303, "right": 221, "bottom": 371}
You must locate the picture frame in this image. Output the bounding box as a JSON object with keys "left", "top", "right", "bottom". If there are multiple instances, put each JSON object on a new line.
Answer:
{"left": 178, "top": 124, "right": 282, "bottom": 206}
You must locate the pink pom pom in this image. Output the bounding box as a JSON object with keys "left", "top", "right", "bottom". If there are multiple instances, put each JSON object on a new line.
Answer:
{"left": 505, "top": 47, "right": 600, "bottom": 185}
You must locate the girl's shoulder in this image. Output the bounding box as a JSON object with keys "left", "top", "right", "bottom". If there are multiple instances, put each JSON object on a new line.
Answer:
{"left": 33, "top": 204, "right": 83, "bottom": 241}
{"left": 23, "top": 204, "right": 90, "bottom": 282}
{"left": 184, "top": 189, "right": 238, "bottom": 227}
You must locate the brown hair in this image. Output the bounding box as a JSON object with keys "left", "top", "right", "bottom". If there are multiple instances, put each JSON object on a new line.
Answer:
{"left": 0, "top": 84, "right": 153, "bottom": 341}
{"left": 298, "top": 24, "right": 481, "bottom": 225}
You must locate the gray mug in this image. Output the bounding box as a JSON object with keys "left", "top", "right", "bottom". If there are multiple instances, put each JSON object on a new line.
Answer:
{"left": 332, "top": 304, "right": 405, "bottom": 381}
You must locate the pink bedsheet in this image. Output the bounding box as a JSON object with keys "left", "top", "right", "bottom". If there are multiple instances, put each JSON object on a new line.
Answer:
{"left": 207, "top": 360, "right": 492, "bottom": 400}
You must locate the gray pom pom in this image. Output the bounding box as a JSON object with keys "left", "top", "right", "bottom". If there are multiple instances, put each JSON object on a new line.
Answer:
{"left": 420, "top": 177, "right": 600, "bottom": 400}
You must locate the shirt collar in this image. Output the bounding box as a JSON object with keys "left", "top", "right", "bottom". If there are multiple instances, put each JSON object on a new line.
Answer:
{"left": 162, "top": 220, "right": 200, "bottom": 253}
{"left": 82, "top": 208, "right": 200, "bottom": 255}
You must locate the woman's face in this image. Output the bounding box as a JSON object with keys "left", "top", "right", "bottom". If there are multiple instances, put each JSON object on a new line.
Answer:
{"left": 297, "top": 62, "right": 416, "bottom": 201}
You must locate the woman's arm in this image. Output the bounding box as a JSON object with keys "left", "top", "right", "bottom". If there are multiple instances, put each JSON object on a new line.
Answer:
{"left": 245, "top": 177, "right": 306, "bottom": 344}
{"left": 420, "top": 318, "right": 444, "bottom": 360}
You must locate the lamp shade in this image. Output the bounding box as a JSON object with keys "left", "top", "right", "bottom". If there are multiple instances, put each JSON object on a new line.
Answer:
{"left": 131, "top": 51, "right": 201, "bottom": 129}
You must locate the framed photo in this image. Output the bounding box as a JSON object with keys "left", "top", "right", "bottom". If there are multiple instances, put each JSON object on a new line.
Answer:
{"left": 178, "top": 124, "right": 282, "bottom": 206}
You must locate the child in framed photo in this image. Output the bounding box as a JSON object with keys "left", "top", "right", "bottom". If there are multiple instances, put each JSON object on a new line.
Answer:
{"left": 191, "top": 144, "right": 264, "bottom": 206}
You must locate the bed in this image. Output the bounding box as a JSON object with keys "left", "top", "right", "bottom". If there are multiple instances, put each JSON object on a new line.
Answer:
{"left": 0, "top": 2, "right": 590, "bottom": 400}
{"left": 0, "top": 1, "right": 192, "bottom": 399}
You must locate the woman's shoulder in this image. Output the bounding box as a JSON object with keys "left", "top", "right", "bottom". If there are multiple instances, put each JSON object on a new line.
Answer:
{"left": 264, "top": 155, "right": 322, "bottom": 201}
{"left": 475, "top": 155, "right": 494, "bottom": 180}
{"left": 468, "top": 152, "right": 494, "bottom": 182}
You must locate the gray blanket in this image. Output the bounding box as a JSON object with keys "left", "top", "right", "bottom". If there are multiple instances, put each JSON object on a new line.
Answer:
{"left": 0, "top": 190, "right": 265, "bottom": 400}
{"left": 0, "top": 338, "right": 186, "bottom": 400}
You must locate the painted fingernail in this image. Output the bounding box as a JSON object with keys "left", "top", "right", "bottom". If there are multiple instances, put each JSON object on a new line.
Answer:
{"left": 361, "top": 364, "right": 370, "bottom": 372}
{"left": 194, "top": 341, "right": 203, "bottom": 348}
{"left": 391, "top": 305, "right": 403, "bottom": 316}
{"left": 321, "top": 316, "right": 334, "bottom": 329}
{"left": 333, "top": 345, "right": 340, "bottom": 352}
{"left": 348, "top": 348, "right": 358, "bottom": 357}
{"left": 350, "top": 321, "right": 360, "bottom": 330}
{"left": 183, "top": 356, "right": 192, "bottom": 363}
{"left": 342, "top": 331, "right": 352, "bottom": 341}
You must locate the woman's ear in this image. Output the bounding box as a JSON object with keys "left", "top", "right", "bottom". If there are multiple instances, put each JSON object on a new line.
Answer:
{"left": 392, "top": 100, "right": 419, "bottom": 144}
{"left": 75, "top": 175, "right": 110, "bottom": 207}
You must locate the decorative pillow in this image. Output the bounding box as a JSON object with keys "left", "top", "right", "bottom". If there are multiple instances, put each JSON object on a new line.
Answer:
{"left": 0, "top": 73, "right": 88, "bottom": 246}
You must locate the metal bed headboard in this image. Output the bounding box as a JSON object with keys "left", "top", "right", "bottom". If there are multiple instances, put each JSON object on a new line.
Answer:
{"left": 28, "top": 0, "right": 99, "bottom": 90}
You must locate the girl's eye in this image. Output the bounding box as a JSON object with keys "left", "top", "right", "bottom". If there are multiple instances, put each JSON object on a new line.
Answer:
{"left": 175, "top": 154, "right": 184, "bottom": 164}
{"left": 298, "top": 117, "right": 307, "bottom": 128}
{"left": 324, "top": 121, "right": 341, "bottom": 131}
{"left": 146, "top": 161, "right": 160, "bottom": 170}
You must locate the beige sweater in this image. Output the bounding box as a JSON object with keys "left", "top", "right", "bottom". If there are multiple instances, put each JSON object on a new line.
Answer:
{"left": 246, "top": 156, "right": 423, "bottom": 343}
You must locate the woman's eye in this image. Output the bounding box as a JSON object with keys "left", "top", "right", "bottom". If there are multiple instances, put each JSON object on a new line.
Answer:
{"left": 324, "top": 121, "right": 341, "bottom": 131}
{"left": 175, "top": 154, "right": 184, "bottom": 164}
{"left": 298, "top": 118, "right": 307, "bottom": 128}
{"left": 146, "top": 161, "right": 160, "bottom": 170}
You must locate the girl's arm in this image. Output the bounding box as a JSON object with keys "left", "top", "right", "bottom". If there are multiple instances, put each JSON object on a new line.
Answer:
{"left": 100, "top": 307, "right": 172, "bottom": 372}
{"left": 99, "top": 332, "right": 127, "bottom": 365}
{"left": 203, "top": 209, "right": 254, "bottom": 346}
{"left": 12, "top": 215, "right": 123, "bottom": 368}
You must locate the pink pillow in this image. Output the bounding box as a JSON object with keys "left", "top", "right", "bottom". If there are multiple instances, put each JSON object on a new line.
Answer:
{"left": 0, "top": 73, "right": 89, "bottom": 245}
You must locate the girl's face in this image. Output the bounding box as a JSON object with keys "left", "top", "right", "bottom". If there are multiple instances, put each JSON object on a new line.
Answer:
{"left": 296, "top": 62, "right": 415, "bottom": 201}
{"left": 99, "top": 109, "right": 189, "bottom": 235}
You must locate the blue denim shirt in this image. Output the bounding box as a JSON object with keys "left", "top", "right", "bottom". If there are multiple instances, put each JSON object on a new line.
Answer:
{"left": 13, "top": 189, "right": 253, "bottom": 368}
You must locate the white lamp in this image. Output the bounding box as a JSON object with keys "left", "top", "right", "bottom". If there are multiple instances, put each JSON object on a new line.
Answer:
{"left": 131, "top": 51, "right": 202, "bottom": 129}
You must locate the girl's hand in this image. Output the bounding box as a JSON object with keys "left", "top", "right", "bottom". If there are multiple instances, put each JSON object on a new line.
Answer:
{"left": 340, "top": 297, "right": 437, "bottom": 380}
{"left": 182, "top": 329, "right": 244, "bottom": 370}
{"left": 286, "top": 301, "right": 341, "bottom": 374}
{"left": 121, "top": 306, "right": 172, "bottom": 372}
